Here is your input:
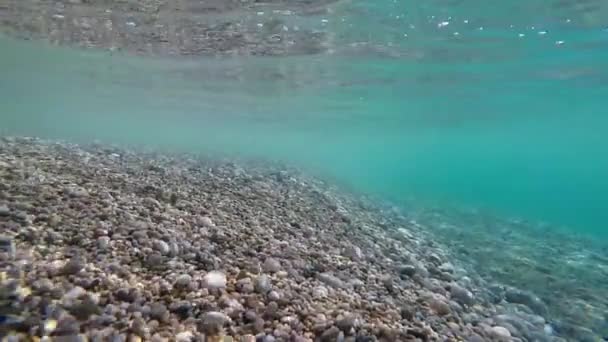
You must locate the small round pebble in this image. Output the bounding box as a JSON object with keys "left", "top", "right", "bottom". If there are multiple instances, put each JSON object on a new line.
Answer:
{"left": 255, "top": 274, "right": 272, "bottom": 294}
{"left": 313, "top": 286, "right": 329, "bottom": 298}
{"left": 62, "top": 257, "right": 85, "bottom": 275}
{"left": 263, "top": 258, "right": 282, "bottom": 273}
{"left": 153, "top": 240, "right": 170, "bottom": 255}
{"left": 237, "top": 278, "right": 255, "bottom": 293}
{"left": 489, "top": 326, "right": 512, "bottom": 341}
{"left": 429, "top": 298, "right": 451, "bottom": 316}
{"left": 345, "top": 245, "right": 363, "bottom": 260}
{"left": 268, "top": 290, "right": 281, "bottom": 301}
{"left": 203, "top": 271, "right": 227, "bottom": 289}
{"left": 0, "top": 205, "right": 10, "bottom": 216}
{"left": 175, "top": 274, "right": 192, "bottom": 288}
{"left": 450, "top": 284, "right": 474, "bottom": 306}
{"left": 399, "top": 265, "right": 417, "bottom": 278}
{"left": 200, "top": 216, "right": 214, "bottom": 227}
{"left": 318, "top": 273, "right": 345, "bottom": 288}
{"left": 200, "top": 311, "right": 229, "bottom": 336}
{"left": 97, "top": 236, "right": 111, "bottom": 250}
{"left": 175, "top": 331, "right": 194, "bottom": 342}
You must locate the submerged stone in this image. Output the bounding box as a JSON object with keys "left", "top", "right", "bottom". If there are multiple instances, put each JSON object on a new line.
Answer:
{"left": 504, "top": 287, "right": 548, "bottom": 316}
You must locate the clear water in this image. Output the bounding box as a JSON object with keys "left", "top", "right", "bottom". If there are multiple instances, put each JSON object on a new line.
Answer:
{"left": 1, "top": 0, "right": 608, "bottom": 238}
{"left": 3, "top": 1, "right": 608, "bottom": 339}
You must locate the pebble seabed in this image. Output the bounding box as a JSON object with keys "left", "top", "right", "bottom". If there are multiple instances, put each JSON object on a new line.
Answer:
{"left": 0, "top": 136, "right": 602, "bottom": 341}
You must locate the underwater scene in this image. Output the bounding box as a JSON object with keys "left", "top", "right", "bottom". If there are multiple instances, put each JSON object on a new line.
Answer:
{"left": 1, "top": 0, "right": 608, "bottom": 341}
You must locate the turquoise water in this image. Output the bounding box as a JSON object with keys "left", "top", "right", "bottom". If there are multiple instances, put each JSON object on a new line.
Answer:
{"left": 1, "top": 0, "right": 608, "bottom": 237}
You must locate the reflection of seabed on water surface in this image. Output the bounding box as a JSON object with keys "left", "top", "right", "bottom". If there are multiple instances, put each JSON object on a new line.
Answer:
{"left": 0, "top": 0, "right": 345, "bottom": 57}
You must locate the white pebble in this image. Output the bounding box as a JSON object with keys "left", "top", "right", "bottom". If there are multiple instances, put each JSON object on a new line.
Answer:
{"left": 345, "top": 245, "right": 363, "bottom": 260}
{"left": 489, "top": 326, "right": 511, "bottom": 341}
{"left": 64, "top": 286, "right": 86, "bottom": 300}
{"left": 200, "top": 216, "right": 214, "bottom": 227}
{"left": 203, "top": 271, "right": 227, "bottom": 289}
{"left": 268, "top": 291, "right": 281, "bottom": 301}
{"left": 313, "top": 286, "right": 329, "bottom": 298}
{"left": 176, "top": 331, "right": 194, "bottom": 342}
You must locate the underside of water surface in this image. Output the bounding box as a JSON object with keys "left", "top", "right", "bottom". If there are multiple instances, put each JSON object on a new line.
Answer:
{"left": 1, "top": 0, "right": 608, "bottom": 340}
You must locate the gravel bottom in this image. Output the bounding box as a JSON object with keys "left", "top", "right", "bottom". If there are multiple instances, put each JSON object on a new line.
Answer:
{"left": 409, "top": 207, "right": 608, "bottom": 342}
{"left": 1, "top": 136, "right": 562, "bottom": 341}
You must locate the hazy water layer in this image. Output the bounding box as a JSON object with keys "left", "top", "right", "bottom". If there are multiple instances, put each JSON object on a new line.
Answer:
{"left": 2, "top": 0, "right": 608, "bottom": 237}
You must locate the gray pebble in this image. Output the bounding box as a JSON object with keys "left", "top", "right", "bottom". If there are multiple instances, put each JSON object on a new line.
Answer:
{"left": 263, "top": 258, "right": 282, "bottom": 273}
{"left": 348, "top": 279, "right": 364, "bottom": 289}
{"left": 467, "top": 333, "right": 485, "bottom": 342}
{"left": 255, "top": 274, "right": 272, "bottom": 294}
{"left": 68, "top": 297, "right": 102, "bottom": 320}
{"left": 33, "top": 278, "right": 54, "bottom": 293}
{"left": 62, "top": 257, "right": 85, "bottom": 275}
{"left": 321, "top": 326, "right": 341, "bottom": 342}
{"left": 487, "top": 326, "right": 511, "bottom": 341}
{"left": 313, "top": 286, "right": 329, "bottom": 298}
{"left": 318, "top": 272, "right": 345, "bottom": 288}
{"left": 337, "top": 314, "right": 358, "bottom": 333}
{"left": 200, "top": 216, "right": 214, "bottom": 227}
{"left": 345, "top": 245, "right": 363, "bottom": 260}
{"left": 130, "top": 317, "right": 149, "bottom": 337}
{"left": 66, "top": 186, "right": 89, "bottom": 198}
{"left": 398, "top": 265, "right": 417, "bottom": 278}
{"left": 263, "top": 335, "right": 276, "bottom": 342}
{"left": 55, "top": 316, "right": 81, "bottom": 335}
{"left": 145, "top": 253, "right": 164, "bottom": 269}
{"left": 505, "top": 287, "right": 548, "bottom": 316}
{"left": 132, "top": 230, "right": 148, "bottom": 242}
{"left": 267, "top": 290, "right": 281, "bottom": 301}
{"left": 450, "top": 284, "right": 474, "bottom": 306}
{"left": 97, "top": 236, "right": 110, "bottom": 250}
{"left": 63, "top": 286, "right": 86, "bottom": 301}
{"left": 153, "top": 240, "right": 170, "bottom": 255}
{"left": 428, "top": 253, "right": 443, "bottom": 264}
{"left": 244, "top": 310, "right": 258, "bottom": 323}
{"left": 254, "top": 318, "right": 265, "bottom": 333}
{"left": 53, "top": 334, "right": 88, "bottom": 342}
{"left": 149, "top": 303, "right": 168, "bottom": 321}
{"left": 200, "top": 311, "right": 229, "bottom": 336}
{"left": 429, "top": 298, "right": 451, "bottom": 316}
{"left": 400, "top": 305, "right": 415, "bottom": 320}
{"left": 439, "top": 262, "right": 455, "bottom": 273}
{"left": 175, "top": 274, "right": 192, "bottom": 288}
{"left": 114, "top": 288, "right": 136, "bottom": 302}
{"left": 0, "top": 236, "right": 15, "bottom": 258}
{"left": 264, "top": 301, "right": 279, "bottom": 319}
{"left": 169, "top": 242, "right": 180, "bottom": 257}
{"left": 0, "top": 205, "right": 9, "bottom": 216}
